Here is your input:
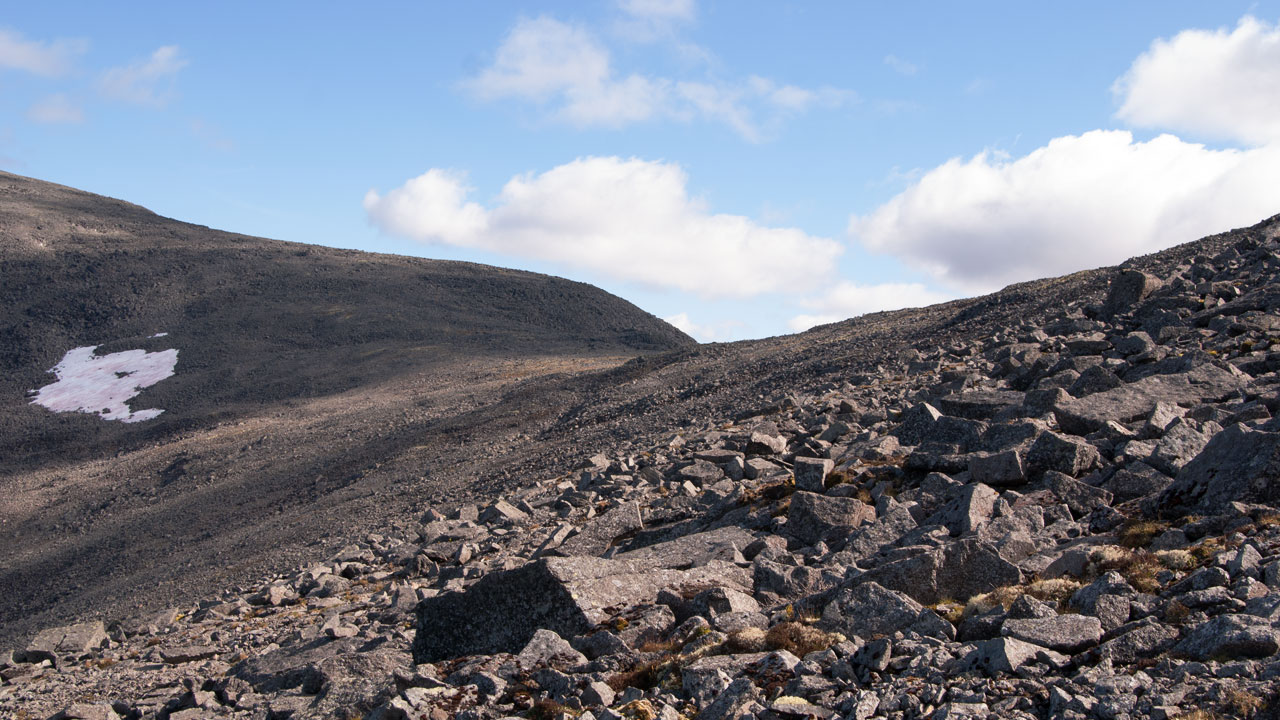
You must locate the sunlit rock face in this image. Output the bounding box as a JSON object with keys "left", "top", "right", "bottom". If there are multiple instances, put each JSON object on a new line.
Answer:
{"left": 29, "top": 344, "right": 179, "bottom": 423}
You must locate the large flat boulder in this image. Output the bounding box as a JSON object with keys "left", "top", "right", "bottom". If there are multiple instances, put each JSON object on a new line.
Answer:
{"left": 19, "top": 621, "right": 109, "bottom": 666}
{"left": 1054, "top": 364, "right": 1246, "bottom": 435}
{"left": 412, "top": 556, "right": 749, "bottom": 662}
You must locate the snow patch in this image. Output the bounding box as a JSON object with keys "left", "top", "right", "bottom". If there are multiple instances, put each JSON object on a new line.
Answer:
{"left": 29, "top": 344, "right": 179, "bottom": 423}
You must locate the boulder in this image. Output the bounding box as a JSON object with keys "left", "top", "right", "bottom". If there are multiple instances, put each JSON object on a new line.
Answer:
{"left": 555, "top": 502, "right": 643, "bottom": 557}
{"left": 1001, "top": 615, "right": 1102, "bottom": 653}
{"left": 932, "top": 483, "right": 999, "bottom": 536}
{"left": 893, "top": 402, "right": 944, "bottom": 445}
{"left": 968, "top": 451, "right": 1026, "bottom": 487}
{"left": 1157, "top": 425, "right": 1280, "bottom": 517}
{"left": 1101, "top": 269, "right": 1163, "bottom": 319}
{"left": 412, "top": 555, "right": 748, "bottom": 662}
{"left": 793, "top": 457, "right": 835, "bottom": 493}
{"left": 19, "top": 621, "right": 109, "bottom": 666}
{"left": 938, "top": 390, "right": 1025, "bottom": 420}
{"left": 859, "top": 539, "right": 1021, "bottom": 604}
{"left": 817, "top": 581, "right": 954, "bottom": 641}
{"left": 1026, "top": 432, "right": 1099, "bottom": 477}
{"left": 1055, "top": 364, "right": 1245, "bottom": 435}
{"left": 1173, "top": 615, "right": 1280, "bottom": 660}
{"left": 787, "top": 491, "right": 875, "bottom": 546}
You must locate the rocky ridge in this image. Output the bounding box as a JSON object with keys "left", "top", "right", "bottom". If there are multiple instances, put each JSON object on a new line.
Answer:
{"left": 7, "top": 218, "right": 1280, "bottom": 719}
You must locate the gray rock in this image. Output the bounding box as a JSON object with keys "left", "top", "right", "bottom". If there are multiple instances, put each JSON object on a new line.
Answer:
{"left": 1101, "top": 269, "right": 1164, "bottom": 319}
{"left": 1157, "top": 425, "right": 1280, "bottom": 517}
{"left": 480, "top": 499, "right": 529, "bottom": 524}
{"left": 1055, "top": 363, "right": 1246, "bottom": 435}
{"left": 932, "top": 483, "right": 999, "bottom": 536}
{"left": 517, "top": 629, "right": 587, "bottom": 669}
{"left": 54, "top": 703, "right": 120, "bottom": 720}
{"left": 748, "top": 432, "right": 788, "bottom": 455}
{"left": 695, "top": 676, "right": 761, "bottom": 720}
{"left": 1148, "top": 418, "right": 1218, "bottom": 476}
{"left": 557, "top": 502, "right": 644, "bottom": 557}
{"left": 1173, "top": 615, "right": 1280, "bottom": 660}
{"left": 1001, "top": 615, "right": 1102, "bottom": 653}
{"left": 618, "top": 526, "right": 756, "bottom": 568}
{"left": 793, "top": 457, "right": 834, "bottom": 493}
{"left": 787, "top": 491, "right": 874, "bottom": 546}
{"left": 817, "top": 581, "right": 954, "bottom": 641}
{"left": 851, "top": 637, "right": 892, "bottom": 672}
{"left": 968, "top": 451, "right": 1026, "bottom": 487}
{"left": 1026, "top": 432, "right": 1099, "bottom": 477}
{"left": 1103, "top": 462, "right": 1172, "bottom": 503}
{"left": 1068, "top": 366, "right": 1123, "bottom": 398}
{"left": 20, "top": 621, "right": 109, "bottom": 666}
{"left": 893, "top": 402, "right": 944, "bottom": 446}
{"left": 1045, "top": 472, "right": 1113, "bottom": 518}
{"left": 1071, "top": 571, "right": 1134, "bottom": 614}
{"left": 413, "top": 555, "right": 748, "bottom": 662}
{"left": 860, "top": 539, "right": 1022, "bottom": 605}
{"left": 1094, "top": 619, "right": 1178, "bottom": 663}
{"left": 938, "top": 390, "right": 1025, "bottom": 420}
{"left": 966, "top": 637, "right": 1067, "bottom": 675}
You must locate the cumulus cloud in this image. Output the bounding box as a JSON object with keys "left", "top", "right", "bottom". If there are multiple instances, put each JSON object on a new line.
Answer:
{"left": 1115, "top": 16, "right": 1280, "bottom": 146}
{"left": 789, "top": 281, "right": 954, "bottom": 332}
{"left": 26, "top": 93, "right": 83, "bottom": 124}
{"left": 366, "top": 156, "right": 842, "bottom": 298}
{"left": 465, "top": 16, "right": 848, "bottom": 140}
{"left": 0, "top": 28, "right": 85, "bottom": 76}
{"left": 99, "top": 45, "right": 187, "bottom": 106}
{"left": 851, "top": 130, "right": 1280, "bottom": 294}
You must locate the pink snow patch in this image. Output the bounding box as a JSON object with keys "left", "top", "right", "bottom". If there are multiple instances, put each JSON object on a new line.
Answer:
{"left": 29, "top": 345, "right": 179, "bottom": 423}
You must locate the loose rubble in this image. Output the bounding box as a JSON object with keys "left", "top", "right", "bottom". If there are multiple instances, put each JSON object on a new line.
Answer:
{"left": 7, "top": 221, "right": 1280, "bottom": 718}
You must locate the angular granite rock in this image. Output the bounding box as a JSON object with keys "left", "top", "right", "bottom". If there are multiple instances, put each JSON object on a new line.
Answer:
{"left": 787, "top": 491, "right": 875, "bottom": 546}
{"left": 1157, "top": 425, "right": 1280, "bottom": 518}
{"left": 1055, "top": 364, "right": 1245, "bottom": 435}
{"left": 413, "top": 555, "right": 749, "bottom": 662}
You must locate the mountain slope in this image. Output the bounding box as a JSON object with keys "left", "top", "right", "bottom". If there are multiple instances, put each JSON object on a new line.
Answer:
{"left": 0, "top": 171, "right": 693, "bottom": 643}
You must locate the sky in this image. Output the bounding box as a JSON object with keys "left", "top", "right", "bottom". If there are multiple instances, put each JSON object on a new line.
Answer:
{"left": 3, "top": 2, "right": 1280, "bottom": 342}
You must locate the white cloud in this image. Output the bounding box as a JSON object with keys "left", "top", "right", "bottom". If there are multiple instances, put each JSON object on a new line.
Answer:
{"left": 465, "top": 16, "right": 848, "bottom": 140}
{"left": 883, "top": 54, "right": 917, "bottom": 76}
{"left": 99, "top": 45, "right": 187, "bottom": 107}
{"left": 789, "top": 281, "right": 954, "bottom": 332}
{"left": 0, "top": 28, "right": 85, "bottom": 76}
{"left": 619, "top": 0, "right": 694, "bottom": 22}
{"left": 663, "top": 312, "right": 739, "bottom": 342}
{"left": 366, "top": 156, "right": 842, "bottom": 299}
{"left": 26, "top": 93, "right": 83, "bottom": 124}
{"left": 851, "top": 130, "right": 1280, "bottom": 294}
{"left": 466, "top": 17, "right": 668, "bottom": 127}
{"left": 1115, "top": 16, "right": 1280, "bottom": 146}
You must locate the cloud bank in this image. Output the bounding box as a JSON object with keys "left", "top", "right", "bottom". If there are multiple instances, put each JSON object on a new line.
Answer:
{"left": 1115, "top": 16, "right": 1280, "bottom": 146}
{"left": 366, "top": 156, "right": 842, "bottom": 299}
{"left": 851, "top": 131, "right": 1280, "bottom": 294}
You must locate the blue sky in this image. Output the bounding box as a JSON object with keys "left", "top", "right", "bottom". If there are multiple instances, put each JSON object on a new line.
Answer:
{"left": 4, "top": 2, "right": 1280, "bottom": 341}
